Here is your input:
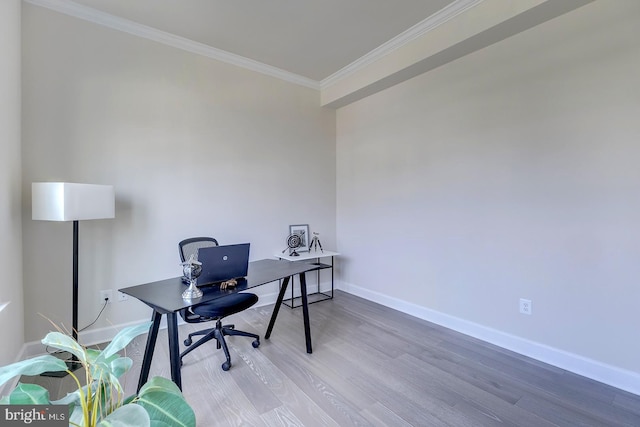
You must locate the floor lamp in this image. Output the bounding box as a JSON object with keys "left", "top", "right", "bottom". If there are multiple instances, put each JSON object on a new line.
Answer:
{"left": 32, "top": 182, "right": 115, "bottom": 372}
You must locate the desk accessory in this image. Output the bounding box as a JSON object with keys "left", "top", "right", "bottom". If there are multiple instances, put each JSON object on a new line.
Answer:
{"left": 309, "top": 232, "right": 323, "bottom": 252}
{"left": 32, "top": 182, "right": 115, "bottom": 375}
{"left": 286, "top": 223, "right": 310, "bottom": 254}
{"left": 181, "top": 254, "right": 203, "bottom": 299}
{"left": 220, "top": 279, "right": 237, "bottom": 290}
{"left": 283, "top": 233, "right": 303, "bottom": 256}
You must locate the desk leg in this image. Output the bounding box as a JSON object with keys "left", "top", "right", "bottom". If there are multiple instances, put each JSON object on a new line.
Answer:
{"left": 266, "top": 276, "right": 289, "bottom": 339}
{"left": 299, "top": 272, "right": 312, "bottom": 354}
{"left": 167, "top": 312, "right": 182, "bottom": 390}
{"left": 138, "top": 310, "right": 162, "bottom": 393}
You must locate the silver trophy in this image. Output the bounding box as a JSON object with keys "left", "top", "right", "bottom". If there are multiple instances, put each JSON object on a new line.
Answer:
{"left": 181, "top": 254, "right": 203, "bottom": 299}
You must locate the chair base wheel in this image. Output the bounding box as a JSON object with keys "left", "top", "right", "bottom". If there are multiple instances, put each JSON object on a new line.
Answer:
{"left": 252, "top": 340, "right": 260, "bottom": 348}
{"left": 222, "top": 361, "right": 231, "bottom": 371}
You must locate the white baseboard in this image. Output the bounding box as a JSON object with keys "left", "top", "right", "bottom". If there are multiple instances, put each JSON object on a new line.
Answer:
{"left": 337, "top": 280, "right": 640, "bottom": 396}
{"left": 21, "top": 288, "right": 285, "bottom": 359}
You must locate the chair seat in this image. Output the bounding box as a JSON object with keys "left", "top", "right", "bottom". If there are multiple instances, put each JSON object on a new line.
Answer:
{"left": 192, "top": 292, "right": 258, "bottom": 319}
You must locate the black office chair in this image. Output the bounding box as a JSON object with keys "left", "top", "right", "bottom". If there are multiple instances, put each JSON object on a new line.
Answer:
{"left": 178, "top": 237, "right": 260, "bottom": 371}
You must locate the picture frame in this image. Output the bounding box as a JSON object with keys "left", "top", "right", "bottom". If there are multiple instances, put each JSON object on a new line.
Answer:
{"left": 289, "top": 224, "right": 310, "bottom": 252}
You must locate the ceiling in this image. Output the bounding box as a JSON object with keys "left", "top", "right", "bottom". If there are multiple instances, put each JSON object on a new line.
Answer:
{"left": 28, "top": 0, "right": 594, "bottom": 107}
{"left": 57, "top": 0, "right": 459, "bottom": 82}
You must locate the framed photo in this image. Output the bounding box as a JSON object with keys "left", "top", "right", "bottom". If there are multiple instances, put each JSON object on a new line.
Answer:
{"left": 289, "top": 224, "right": 310, "bottom": 252}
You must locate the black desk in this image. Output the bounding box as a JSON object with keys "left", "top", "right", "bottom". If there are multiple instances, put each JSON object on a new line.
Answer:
{"left": 119, "top": 258, "right": 329, "bottom": 391}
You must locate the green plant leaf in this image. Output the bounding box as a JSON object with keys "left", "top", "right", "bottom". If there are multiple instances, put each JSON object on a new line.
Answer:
{"left": 52, "top": 387, "right": 84, "bottom": 406}
{"left": 98, "top": 322, "right": 152, "bottom": 362}
{"left": 86, "top": 347, "right": 103, "bottom": 364}
{"left": 67, "top": 405, "right": 85, "bottom": 427}
{"left": 89, "top": 355, "right": 131, "bottom": 392}
{"left": 6, "top": 383, "right": 51, "bottom": 404}
{"left": 136, "top": 377, "right": 195, "bottom": 427}
{"left": 122, "top": 394, "right": 136, "bottom": 405}
{"left": 138, "top": 376, "right": 184, "bottom": 400}
{"left": 0, "top": 355, "right": 68, "bottom": 386}
{"left": 88, "top": 349, "right": 120, "bottom": 370}
{"left": 109, "top": 356, "right": 133, "bottom": 380}
{"left": 54, "top": 380, "right": 115, "bottom": 426}
{"left": 42, "top": 332, "right": 86, "bottom": 363}
{"left": 99, "top": 403, "right": 150, "bottom": 427}
{"left": 52, "top": 386, "right": 87, "bottom": 423}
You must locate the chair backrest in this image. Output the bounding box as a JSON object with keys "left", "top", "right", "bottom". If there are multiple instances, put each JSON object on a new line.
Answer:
{"left": 178, "top": 237, "right": 219, "bottom": 263}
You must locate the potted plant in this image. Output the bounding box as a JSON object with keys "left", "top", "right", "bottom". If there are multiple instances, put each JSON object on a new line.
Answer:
{"left": 0, "top": 322, "right": 195, "bottom": 427}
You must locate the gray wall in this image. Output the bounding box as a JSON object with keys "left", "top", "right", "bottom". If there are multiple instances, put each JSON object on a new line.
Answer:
{"left": 336, "top": 0, "right": 640, "bottom": 380}
{"left": 21, "top": 4, "right": 336, "bottom": 343}
{"left": 0, "top": 0, "right": 23, "bottom": 367}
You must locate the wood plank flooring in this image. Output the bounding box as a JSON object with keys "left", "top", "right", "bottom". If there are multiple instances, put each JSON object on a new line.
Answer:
{"left": 24, "top": 291, "right": 640, "bottom": 426}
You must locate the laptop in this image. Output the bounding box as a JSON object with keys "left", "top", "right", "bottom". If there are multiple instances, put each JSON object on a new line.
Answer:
{"left": 193, "top": 243, "right": 250, "bottom": 286}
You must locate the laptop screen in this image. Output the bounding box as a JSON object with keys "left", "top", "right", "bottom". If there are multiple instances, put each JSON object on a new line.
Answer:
{"left": 195, "top": 243, "right": 250, "bottom": 285}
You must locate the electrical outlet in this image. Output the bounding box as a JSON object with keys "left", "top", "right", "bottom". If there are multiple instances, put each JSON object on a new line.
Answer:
{"left": 519, "top": 298, "right": 532, "bottom": 315}
{"left": 99, "top": 289, "right": 113, "bottom": 304}
{"left": 117, "top": 291, "right": 129, "bottom": 302}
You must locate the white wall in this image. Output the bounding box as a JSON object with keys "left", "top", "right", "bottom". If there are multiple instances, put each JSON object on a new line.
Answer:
{"left": 21, "top": 4, "right": 336, "bottom": 343}
{"left": 0, "top": 0, "right": 24, "bottom": 366}
{"left": 337, "top": 0, "right": 640, "bottom": 390}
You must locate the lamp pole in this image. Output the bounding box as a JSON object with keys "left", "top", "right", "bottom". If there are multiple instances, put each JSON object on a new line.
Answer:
{"left": 72, "top": 220, "right": 79, "bottom": 341}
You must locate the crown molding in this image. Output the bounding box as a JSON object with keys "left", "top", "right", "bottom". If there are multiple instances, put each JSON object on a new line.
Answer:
{"left": 321, "top": 0, "right": 484, "bottom": 89}
{"left": 24, "top": 0, "right": 484, "bottom": 93}
{"left": 23, "top": 0, "right": 321, "bottom": 90}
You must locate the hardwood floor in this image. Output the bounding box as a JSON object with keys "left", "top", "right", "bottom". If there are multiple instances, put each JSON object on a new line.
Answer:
{"left": 27, "top": 291, "right": 640, "bottom": 426}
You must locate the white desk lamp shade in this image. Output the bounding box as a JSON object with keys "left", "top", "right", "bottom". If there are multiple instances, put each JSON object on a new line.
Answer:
{"left": 32, "top": 182, "right": 115, "bottom": 221}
